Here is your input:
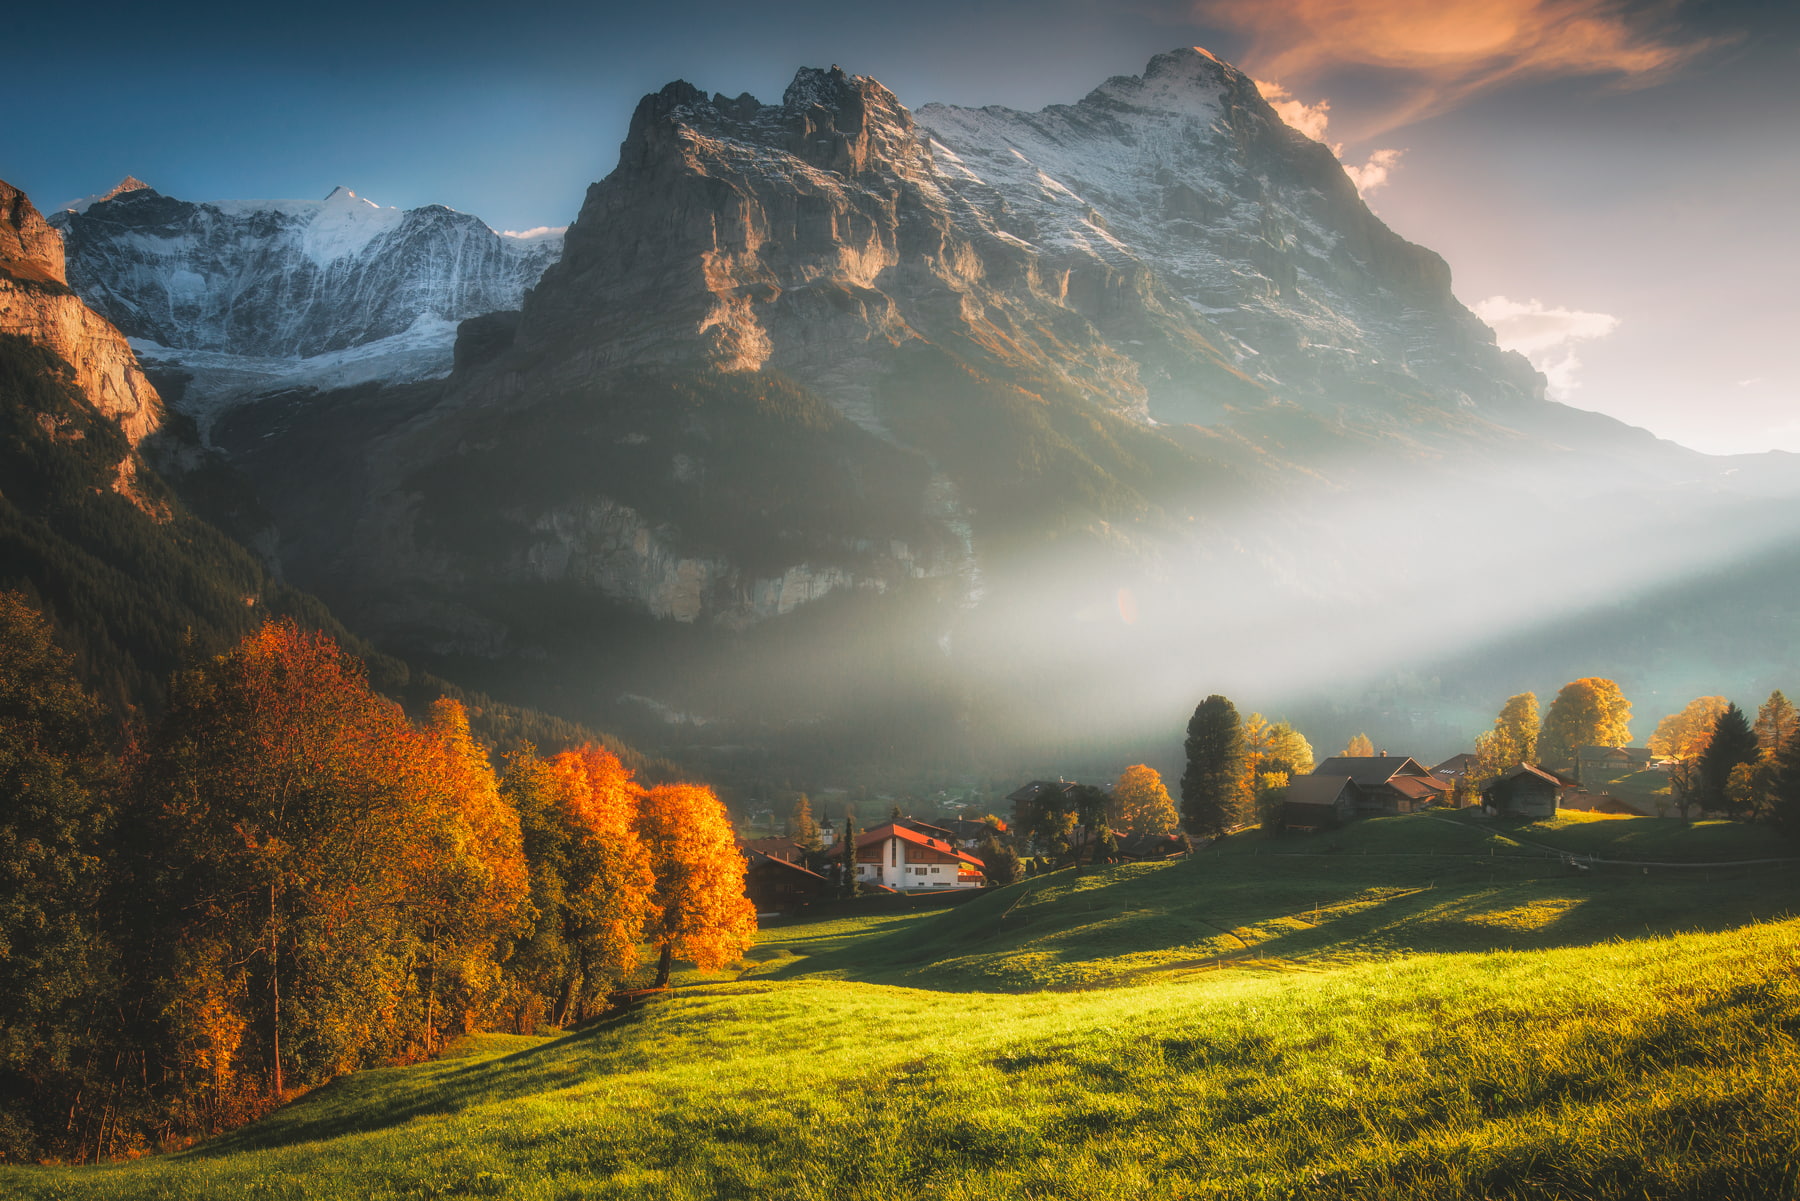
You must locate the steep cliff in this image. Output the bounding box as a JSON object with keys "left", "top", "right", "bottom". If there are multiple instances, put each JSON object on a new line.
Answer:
{"left": 0, "top": 181, "right": 161, "bottom": 449}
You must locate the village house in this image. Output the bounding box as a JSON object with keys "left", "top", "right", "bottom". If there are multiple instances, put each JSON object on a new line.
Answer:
{"left": 743, "top": 850, "right": 835, "bottom": 914}
{"left": 1281, "top": 774, "right": 1359, "bottom": 830}
{"left": 940, "top": 817, "right": 1005, "bottom": 848}
{"left": 1431, "top": 753, "right": 1481, "bottom": 781}
{"left": 1006, "top": 780, "right": 1081, "bottom": 811}
{"left": 1575, "top": 745, "right": 1654, "bottom": 787}
{"left": 855, "top": 822, "right": 986, "bottom": 891}
{"left": 1480, "top": 764, "right": 1571, "bottom": 818}
{"left": 1310, "top": 755, "right": 1452, "bottom": 815}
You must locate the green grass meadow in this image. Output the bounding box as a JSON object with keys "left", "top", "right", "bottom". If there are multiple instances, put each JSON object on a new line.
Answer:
{"left": 8, "top": 813, "right": 1799, "bottom": 1199}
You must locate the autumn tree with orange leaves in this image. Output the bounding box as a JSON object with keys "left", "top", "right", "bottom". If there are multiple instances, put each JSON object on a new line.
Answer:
{"left": 500, "top": 745, "right": 656, "bottom": 1028}
{"left": 408, "top": 700, "right": 531, "bottom": 1052}
{"left": 636, "top": 783, "right": 757, "bottom": 987}
{"left": 120, "top": 621, "right": 528, "bottom": 1126}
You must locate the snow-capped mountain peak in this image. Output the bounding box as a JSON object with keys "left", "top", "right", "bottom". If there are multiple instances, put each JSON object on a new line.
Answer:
{"left": 49, "top": 183, "right": 565, "bottom": 420}
{"left": 1084, "top": 46, "right": 1238, "bottom": 118}
{"left": 59, "top": 175, "right": 153, "bottom": 215}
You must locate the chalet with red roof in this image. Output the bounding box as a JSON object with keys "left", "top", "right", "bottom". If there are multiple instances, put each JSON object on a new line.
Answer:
{"left": 1310, "top": 755, "right": 1451, "bottom": 815}
{"left": 856, "top": 822, "right": 986, "bottom": 891}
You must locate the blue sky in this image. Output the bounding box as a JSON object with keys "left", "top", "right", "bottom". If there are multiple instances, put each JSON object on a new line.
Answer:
{"left": 7, "top": 0, "right": 1795, "bottom": 454}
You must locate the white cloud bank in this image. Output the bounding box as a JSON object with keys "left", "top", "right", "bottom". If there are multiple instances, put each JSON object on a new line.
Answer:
{"left": 1473, "top": 294, "right": 1620, "bottom": 397}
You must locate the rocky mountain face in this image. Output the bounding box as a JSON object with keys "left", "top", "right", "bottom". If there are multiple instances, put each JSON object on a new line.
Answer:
{"left": 527, "top": 50, "right": 1541, "bottom": 437}
{"left": 49, "top": 182, "right": 561, "bottom": 422}
{"left": 1, "top": 180, "right": 164, "bottom": 513}
{"left": 46, "top": 53, "right": 1800, "bottom": 761}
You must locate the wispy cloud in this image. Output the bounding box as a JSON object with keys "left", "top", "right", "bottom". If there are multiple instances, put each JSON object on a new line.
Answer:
{"left": 1255, "top": 78, "right": 1334, "bottom": 143}
{"left": 1342, "top": 147, "right": 1405, "bottom": 196}
{"left": 1255, "top": 78, "right": 1405, "bottom": 198}
{"left": 1199, "top": 0, "right": 1724, "bottom": 135}
{"left": 1474, "top": 294, "right": 1620, "bottom": 396}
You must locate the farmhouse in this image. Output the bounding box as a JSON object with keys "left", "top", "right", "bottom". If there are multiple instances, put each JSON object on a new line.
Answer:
{"left": 1281, "top": 774, "right": 1358, "bottom": 830}
{"left": 744, "top": 850, "right": 834, "bottom": 913}
{"left": 1006, "top": 780, "right": 1080, "bottom": 810}
{"left": 1575, "top": 745, "right": 1653, "bottom": 787}
{"left": 1480, "top": 764, "right": 1571, "bottom": 818}
{"left": 855, "top": 822, "right": 986, "bottom": 891}
{"left": 1311, "top": 755, "right": 1451, "bottom": 815}
{"left": 1431, "top": 753, "right": 1481, "bottom": 781}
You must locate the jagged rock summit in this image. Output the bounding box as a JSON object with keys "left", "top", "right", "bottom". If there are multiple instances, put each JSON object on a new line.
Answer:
{"left": 507, "top": 48, "right": 1541, "bottom": 444}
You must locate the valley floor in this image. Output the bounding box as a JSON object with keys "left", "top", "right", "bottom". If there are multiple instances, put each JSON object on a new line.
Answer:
{"left": 7, "top": 813, "right": 1798, "bottom": 1200}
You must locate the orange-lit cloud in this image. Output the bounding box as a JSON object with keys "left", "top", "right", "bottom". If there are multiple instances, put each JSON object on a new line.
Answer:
{"left": 1255, "top": 78, "right": 1334, "bottom": 142}
{"left": 1198, "top": 0, "right": 1722, "bottom": 135}
{"left": 1255, "top": 77, "right": 1406, "bottom": 198}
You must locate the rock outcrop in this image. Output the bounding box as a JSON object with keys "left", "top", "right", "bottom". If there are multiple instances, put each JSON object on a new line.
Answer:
{"left": 0, "top": 179, "right": 162, "bottom": 450}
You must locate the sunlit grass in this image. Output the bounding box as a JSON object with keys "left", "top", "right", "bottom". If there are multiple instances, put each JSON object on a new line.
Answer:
{"left": 7, "top": 815, "right": 1796, "bottom": 1199}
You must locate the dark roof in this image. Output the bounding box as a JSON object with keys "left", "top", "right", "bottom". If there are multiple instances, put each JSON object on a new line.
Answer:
{"left": 1284, "top": 774, "right": 1355, "bottom": 807}
{"left": 744, "top": 850, "right": 829, "bottom": 881}
{"left": 1312, "top": 756, "right": 1431, "bottom": 787}
{"left": 1006, "top": 780, "right": 1080, "bottom": 804}
{"left": 897, "top": 817, "right": 956, "bottom": 840}
{"left": 737, "top": 836, "right": 802, "bottom": 861}
{"left": 1432, "top": 753, "right": 1481, "bottom": 776}
{"left": 1480, "top": 764, "right": 1567, "bottom": 792}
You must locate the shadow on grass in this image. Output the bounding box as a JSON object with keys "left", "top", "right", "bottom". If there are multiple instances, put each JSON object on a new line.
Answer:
{"left": 760, "top": 849, "right": 1799, "bottom": 992}
{"left": 183, "top": 1004, "right": 662, "bottom": 1159}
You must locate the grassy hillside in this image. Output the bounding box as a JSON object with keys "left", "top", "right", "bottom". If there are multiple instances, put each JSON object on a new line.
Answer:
{"left": 6, "top": 815, "right": 1797, "bottom": 1199}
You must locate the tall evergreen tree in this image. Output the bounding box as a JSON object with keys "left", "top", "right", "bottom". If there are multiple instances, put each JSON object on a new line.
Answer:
{"left": 1181, "top": 695, "right": 1247, "bottom": 840}
{"left": 1755, "top": 691, "right": 1797, "bottom": 761}
{"left": 1766, "top": 728, "right": 1800, "bottom": 843}
{"left": 1698, "top": 703, "right": 1761, "bottom": 817}
{"left": 838, "top": 814, "right": 860, "bottom": 898}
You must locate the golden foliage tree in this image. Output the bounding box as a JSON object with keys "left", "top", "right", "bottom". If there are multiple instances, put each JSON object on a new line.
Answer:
{"left": 1112, "top": 764, "right": 1178, "bottom": 837}
{"left": 1537, "top": 678, "right": 1631, "bottom": 767}
{"left": 1343, "top": 733, "right": 1375, "bottom": 757}
{"left": 1474, "top": 692, "right": 1539, "bottom": 780}
{"left": 636, "top": 783, "right": 757, "bottom": 986}
{"left": 547, "top": 746, "right": 656, "bottom": 1020}
{"left": 1649, "top": 697, "right": 1729, "bottom": 762}
{"left": 408, "top": 700, "right": 531, "bottom": 1050}
{"left": 124, "top": 621, "right": 526, "bottom": 1122}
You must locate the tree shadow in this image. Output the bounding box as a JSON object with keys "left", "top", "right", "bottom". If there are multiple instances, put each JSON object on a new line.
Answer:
{"left": 183, "top": 1003, "right": 661, "bottom": 1159}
